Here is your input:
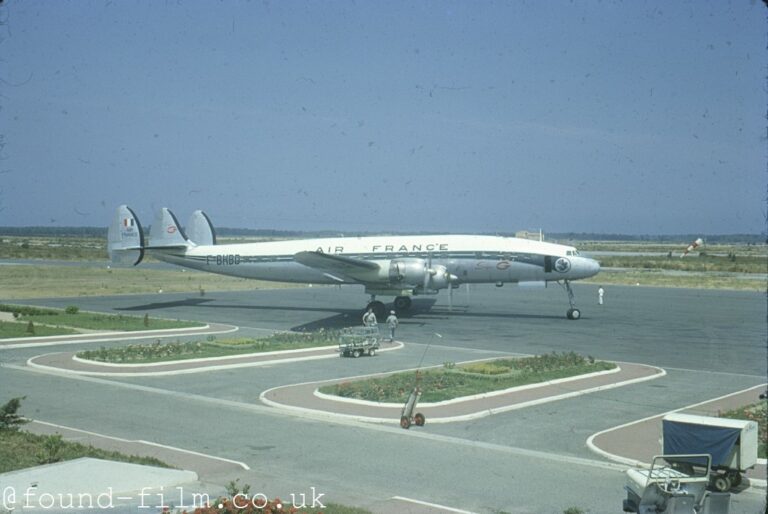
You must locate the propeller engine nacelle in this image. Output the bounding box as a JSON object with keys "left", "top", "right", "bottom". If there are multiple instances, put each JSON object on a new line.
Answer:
{"left": 388, "top": 258, "right": 456, "bottom": 292}
{"left": 388, "top": 258, "right": 428, "bottom": 287}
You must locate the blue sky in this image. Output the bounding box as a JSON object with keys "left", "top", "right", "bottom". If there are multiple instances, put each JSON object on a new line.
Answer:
{"left": 1, "top": 1, "right": 765, "bottom": 234}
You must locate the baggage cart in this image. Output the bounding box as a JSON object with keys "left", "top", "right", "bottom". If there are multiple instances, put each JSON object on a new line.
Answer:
{"left": 662, "top": 412, "right": 759, "bottom": 492}
{"left": 338, "top": 326, "right": 380, "bottom": 358}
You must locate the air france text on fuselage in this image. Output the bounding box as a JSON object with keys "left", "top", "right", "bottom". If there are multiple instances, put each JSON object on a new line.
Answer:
{"left": 315, "top": 243, "right": 450, "bottom": 254}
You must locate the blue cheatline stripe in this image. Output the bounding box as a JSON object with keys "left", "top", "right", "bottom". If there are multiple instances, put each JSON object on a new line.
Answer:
{"left": 164, "top": 251, "right": 547, "bottom": 269}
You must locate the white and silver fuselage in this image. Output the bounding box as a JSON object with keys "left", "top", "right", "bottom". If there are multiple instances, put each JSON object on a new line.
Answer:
{"left": 153, "top": 234, "right": 599, "bottom": 287}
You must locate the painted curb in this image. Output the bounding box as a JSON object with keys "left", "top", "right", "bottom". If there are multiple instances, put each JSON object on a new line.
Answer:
{"left": 27, "top": 341, "right": 405, "bottom": 377}
{"left": 261, "top": 362, "right": 666, "bottom": 424}
{"left": 585, "top": 383, "right": 768, "bottom": 490}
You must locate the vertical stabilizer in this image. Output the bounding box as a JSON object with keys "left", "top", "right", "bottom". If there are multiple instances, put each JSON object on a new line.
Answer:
{"left": 186, "top": 210, "right": 217, "bottom": 246}
{"left": 107, "top": 205, "right": 145, "bottom": 265}
{"left": 148, "top": 208, "right": 190, "bottom": 248}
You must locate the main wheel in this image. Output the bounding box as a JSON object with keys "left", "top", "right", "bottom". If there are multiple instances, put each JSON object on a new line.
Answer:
{"left": 394, "top": 296, "right": 412, "bottom": 311}
{"left": 414, "top": 413, "right": 425, "bottom": 426}
{"left": 712, "top": 474, "right": 731, "bottom": 492}
{"left": 400, "top": 416, "right": 411, "bottom": 429}
{"left": 367, "top": 348, "right": 376, "bottom": 356}
{"left": 567, "top": 308, "right": 581, "bottom": 320}
{"left": 366, "top": 301, "right": 387, "bottom": 321}
{"left": 352, "top": 349, "right": 361, "bottom": 358}
{"left": 727, "top": 471, "right": 742, "bottom": 488}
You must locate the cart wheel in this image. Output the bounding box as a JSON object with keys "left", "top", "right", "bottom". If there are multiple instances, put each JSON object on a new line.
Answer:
{"left": 368, "top": 348, "right": 376, "bottom": 356}
{"left": 712, "top": 474, "right": 731, "bottom": 492}
{"left": 414, "top": 413, "right": 425, "bottom": 426}
{"left": 353, "top": 349, "right": 361, "bottom": 358}
{"left": 728, "top": 472, "right": 742, "bottom": 488}
{"left": 400, "top": 416, "right": 411, "bottom": 429}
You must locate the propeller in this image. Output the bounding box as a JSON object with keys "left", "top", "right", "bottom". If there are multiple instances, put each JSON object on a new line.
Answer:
{"left": 423, "top": 253, "right": 432, "bottom": 292}
{"left": 423, "top": 253, "right": 458, "bottom": 311}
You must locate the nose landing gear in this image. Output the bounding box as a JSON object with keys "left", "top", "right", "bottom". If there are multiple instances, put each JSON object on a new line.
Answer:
{"left": 561, "top": 280, "right": 581, "bottom": 320}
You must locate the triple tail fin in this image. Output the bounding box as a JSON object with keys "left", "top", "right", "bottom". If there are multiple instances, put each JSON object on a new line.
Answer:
{"left": 107, "top": 205, "right": 145, "bottom": 266}
{"left": 186, "top": 210, "right": 217, "bottom": 246}
{"left": 108, "top": 206, "right": 193, "bottom": 266}
{"left": 148, "top": 208, "right": 191, "bottom": 249}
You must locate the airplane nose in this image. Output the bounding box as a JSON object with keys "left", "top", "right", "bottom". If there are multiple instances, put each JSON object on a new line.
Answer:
{"left": 576, "top": 256, "right": 600, "bottom": 278}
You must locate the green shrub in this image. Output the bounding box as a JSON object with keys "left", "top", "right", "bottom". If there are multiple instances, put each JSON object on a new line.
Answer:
{"left": 0, "top": 304, "right": 60, "bottom": 316}
{"left": 0, "top": 397, "right": 29, "bottom": 430}
{"left": 37, "top": 434, "right": 65, "bottom": 464}
{"left": 64, "top": 305, "right": 79, "bottom": 315}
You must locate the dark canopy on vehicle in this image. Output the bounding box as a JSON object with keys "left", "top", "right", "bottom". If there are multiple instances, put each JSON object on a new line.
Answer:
{"left": 663, "top": 419, "right": 741, "bottom": 467}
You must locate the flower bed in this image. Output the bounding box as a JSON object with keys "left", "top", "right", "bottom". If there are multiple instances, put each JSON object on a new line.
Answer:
{"left": 322, "top": 352, "right": 615, "bottom": 403}
{"left": 77, "top": 330, "right": 344, "bottom": 363}
{"left": 719, "top": 399, "right": 767, "bottom": 458}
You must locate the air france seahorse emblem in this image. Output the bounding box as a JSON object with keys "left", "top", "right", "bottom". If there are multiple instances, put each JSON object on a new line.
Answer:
{"left": 554, "top": 257, "right": 571, "bottom": 273}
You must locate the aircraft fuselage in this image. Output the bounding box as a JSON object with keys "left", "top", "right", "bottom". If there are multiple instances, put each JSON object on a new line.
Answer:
{"left": 153, "top": 234, "right": 599, "bottom": 287}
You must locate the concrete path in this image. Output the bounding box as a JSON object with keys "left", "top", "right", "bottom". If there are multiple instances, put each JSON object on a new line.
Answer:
{"left": 0, "top": 458, "right": 199, "bottom": 511}
{"left": 588, "top": 383, "right": 767, "bottom": 487}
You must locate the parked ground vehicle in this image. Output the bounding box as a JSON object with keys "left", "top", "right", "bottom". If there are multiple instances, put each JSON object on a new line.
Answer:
{"left": 623, "top": 454, "right": 731, "bottom": 513}
{"left": 662, "top": 413, "right": 759, "bottom": 492}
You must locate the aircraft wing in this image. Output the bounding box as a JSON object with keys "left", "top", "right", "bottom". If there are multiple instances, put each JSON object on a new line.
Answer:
{"left": 294, "top": 251, "right": 381, "bottom": 283}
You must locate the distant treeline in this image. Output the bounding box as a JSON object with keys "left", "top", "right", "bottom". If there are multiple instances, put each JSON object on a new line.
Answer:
{"left": 0, "top": 226, "right": 764, "bottom": 244}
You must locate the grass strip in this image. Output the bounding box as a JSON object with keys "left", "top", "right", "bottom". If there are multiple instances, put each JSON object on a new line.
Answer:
{"left": 0, "top": 264, "right": 300, "bottom": 300}
{"left": 0, "top": 321, "right": 78, "bottom": 338}
{"left": 582, "top": 270, "right": 765, "bottom": 291}
{"left": 596, "top": 255, "right": 766, "bottom": 274}
{"left": 0, "top": 303, "right": 202, "bottom": 335}
{"left": 321, "top": 353, "right": 615, "bottom": 403}
{"left": 0, "top": 429, "right": 170, "bottom": 473}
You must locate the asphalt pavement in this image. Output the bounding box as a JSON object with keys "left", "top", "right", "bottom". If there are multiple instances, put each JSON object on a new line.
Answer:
{"left": 0, "top": 283, "right": 765, "bottom": 513}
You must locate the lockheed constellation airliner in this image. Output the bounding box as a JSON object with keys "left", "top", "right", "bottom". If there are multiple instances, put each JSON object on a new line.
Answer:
{"left": 108, "top": 205, "right": 600, "bottom": 320}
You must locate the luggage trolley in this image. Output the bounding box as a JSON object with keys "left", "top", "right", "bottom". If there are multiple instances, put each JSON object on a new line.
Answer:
{"left": 338, "top": 326, "right": 380, "bottom": 358}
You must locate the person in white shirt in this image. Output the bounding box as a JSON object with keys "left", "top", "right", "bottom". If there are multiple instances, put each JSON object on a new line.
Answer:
{"left": 385, "top": 310, "right": 399, "bottom": 341}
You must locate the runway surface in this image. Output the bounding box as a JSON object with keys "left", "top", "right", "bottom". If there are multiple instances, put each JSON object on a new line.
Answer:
{"left": 1, "top": 283, "right": 765, "bottom": 513}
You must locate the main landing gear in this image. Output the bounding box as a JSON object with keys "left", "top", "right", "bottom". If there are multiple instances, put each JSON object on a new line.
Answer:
{"left": 393, "top": 296, "right": 412, "bottom": 311}
{"left": 366, "top": 295, "right": 411, "bottom": 321}
{"left": 560, "top": 280, "right": 581, "bottom": 320}
{"left": 365, "top": 296, "right": 388, "bottom": 321}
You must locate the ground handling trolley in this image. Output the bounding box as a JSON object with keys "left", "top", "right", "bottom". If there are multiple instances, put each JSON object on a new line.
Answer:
{"left": 400, "top": 387, "right": 425, "bottom": 429}
{"left": 338, "top": 326, "right": 380, "bottom": 358}
{"left": 662, "top": 412, "right": 759, "bottom": 492}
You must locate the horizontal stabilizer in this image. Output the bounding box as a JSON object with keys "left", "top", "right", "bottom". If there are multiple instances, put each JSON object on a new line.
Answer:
{"left": 186, "top": 210, "right": 217, "bottom": 246}
{"left": 107, "top": 205, "right": 145, "bottom": 266}
{"left": 148, "top": 208, "right": 190, "bottom": 249}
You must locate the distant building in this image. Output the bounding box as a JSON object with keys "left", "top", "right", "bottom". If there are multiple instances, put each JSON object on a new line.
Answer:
{"left": 515, "top": 230, "right": 543, "bottom": 241}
